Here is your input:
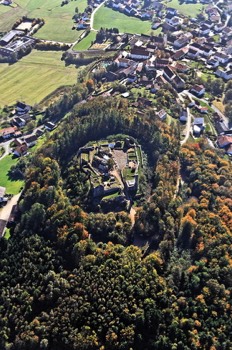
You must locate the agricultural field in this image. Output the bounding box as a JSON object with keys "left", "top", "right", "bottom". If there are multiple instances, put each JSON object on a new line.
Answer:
{"left": 94, "top": 6, "right": 154, "bottom": 35}
{"left": 167, "top": 0, "right": 204, "bottom": 17}
{"left": 0, "top": 155, "right": 24, "bottom": 195}
{"left": 0, "top": 0, "right": 88, "bottom": 42}
{"left": 0, "top": 50, "right": 78, "bottom": 107}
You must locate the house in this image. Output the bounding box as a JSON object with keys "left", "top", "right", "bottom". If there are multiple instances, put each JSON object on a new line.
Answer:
{"left": 190, "top": 84, "right": 205, "bottom": 97}
{"left": 44, "top": 121, "right": 56, "bottom": 131}
{"left": 215, "top": 23, "right": 224, "bottom": 32}
{"left": 129, "top": 48, "right": 150, "bottom": 60}
{"left": 151, "top": 35, "right": 167, "bottom": 48}
{"left": 36, "top": 129, "right": 44, "bottom": 137}
{"left": 207, "top": 57, "right": 219, "bottom": 68}
{"left": 166, "top": 16, "right": 183, "bottom": 27}
{"left": 155, "top": 58, "right": 170, "bottom": 68}
{"left": 0, "top": 30, "right": 21, "bottom": 46}
{"left": 163, "top": 66, "right": 175, "bottom": 81}
{"left": 217, "top": 135, "right": 232, "bottom": 148}
{"left": 172, "top": 48, "right": 188, "bottom": 60}
{"left": 173, "top": 62, "right": 189, "bottom": 73}
{"left": 156, "top": 109, "right": 167, "bottom": 121}
{"left": 187, "top": 48, "right": 199, "bottom": 59}
{"left": 16, "top": 102, "right": 31, "bottom": 115}
{"left": 215, "top": 69, "right": 232, "bottom": 80}
{"left": 193, "top": 117, "right": 204, "bottom": 136}
{"left": 13, "top": 116, "right": 26, "bottom": 127}
{"left": 179, "top": 109, "right": 188, "bottom": 122}
{"left": 214, "top": 52, "right": 230, "bottom": 65}
{"left": 2, "top": 0, "right": 12, "bottom": 5}
{"left": 199, "top": 24, "right": 210, "bottom": 35}
{"left": 201, "top": 46, "right": 213, "bottom": 58}
{"left": 174, "top": 36, "right": 190, "bottom": 49}
{"left": 13, "top": 143, "right": 28, "bottom": 157}
{"left": 196, "top": 105, "right": 208, "bottom": 114}
{"left": 172, "top": 75, "right": 185, "bottom": 90}
{"left": 152, "top": 20, "right": 161, "bottom": 30}
{"left": 24, "top": 135, "right": 37, "bottom": 147}
{"left": 0, "top": 126, "right": 17, "bottom": 140}
{"left": 115, "top": 57, "right": 132, "bottom": 68}
{"left": 166, "top": 7, "right": 178, "bottom": 16}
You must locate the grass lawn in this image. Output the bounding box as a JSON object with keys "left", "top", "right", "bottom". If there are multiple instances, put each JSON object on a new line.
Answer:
{"left": 4, "top": 228, "right": 11, "bottom": 240}
{"left": 94, "top": 6, "right": 154, "bottom": 35}
{"left": 0, "top": 50, "right": 77, "bottom": 107}
{"left": 213, "top": 100, "right": 225, "bottom": 113}
{"left": 73, "top": 31, "right": 97, "bottom": 51}
{"left": 0, "top": 0, "right": 88, "bottom": 42}
{"left": 0, "top": 155, "right": 24, "bottom": 194}
{"left": 167, "top": 0, "right": 204, "bottom": 17}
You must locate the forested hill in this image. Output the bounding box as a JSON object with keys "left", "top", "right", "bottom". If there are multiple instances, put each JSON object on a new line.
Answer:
{"left": 0, "top": 96, "right": 232, "bottom": 350}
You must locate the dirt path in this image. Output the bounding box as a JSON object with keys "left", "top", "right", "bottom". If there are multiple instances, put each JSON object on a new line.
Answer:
{"left": 0, "top": 192, "right": 21, "bottom": 221}
{"left": 180, "top": 108, "right": 192, "bottom": 145}
{"left": 129, "top": 207, "right": 136, "bottom": 227}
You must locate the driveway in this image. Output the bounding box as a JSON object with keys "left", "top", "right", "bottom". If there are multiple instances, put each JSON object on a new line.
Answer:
{"left": 0, "top": 192, "right": 21, "bottom": 222}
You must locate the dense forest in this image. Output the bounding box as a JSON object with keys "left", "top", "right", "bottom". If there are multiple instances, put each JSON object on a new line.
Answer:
{"left": 0, "top": 94, "right": 232, "bottom": 350}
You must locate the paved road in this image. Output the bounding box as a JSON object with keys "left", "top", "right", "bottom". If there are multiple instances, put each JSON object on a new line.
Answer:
{"left": 0, "top": 192, "right": 21, "bottom": 222}
{"left": 180, "top": 107, "right": 192, "bottom": 145}
{"left": 90, "top": 0, "right": 107, "bottom": 31}
{"left": 0, "top": 140, "right": 11, "bottom": 160}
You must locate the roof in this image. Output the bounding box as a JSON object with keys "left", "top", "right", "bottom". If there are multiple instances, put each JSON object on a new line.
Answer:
{"left": 217, "top": 135, "right": 232, "bottom": 148}
{"left": 193, "top": 117, "right": 204, "bottom": 125}
{"left": 0, "top": 126, "right": 17, "bottom": 137}
{"left": 130, "top": 48, "right": 150, "bottom": 56}
{"left": 0, "top": 30, "right": 21, "bottom": 44}
{"left": 163, "top": 66, "right": 175, "bottom": 79}
{"left": 191, "top": 84, "right": 205, "bottom": 93}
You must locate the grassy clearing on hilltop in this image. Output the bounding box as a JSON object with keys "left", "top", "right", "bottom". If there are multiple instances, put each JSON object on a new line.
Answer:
{"left": 167, "top": 0, "right": 204, "bottom": 17}
{"left": 0, "top": 50, "right": 77, "bottom": 107}
{"left": 94, "top": 6, "right": 154, "bottom": 35}
{"left": 0, "top": 0, "right": 87, "bottom": 42}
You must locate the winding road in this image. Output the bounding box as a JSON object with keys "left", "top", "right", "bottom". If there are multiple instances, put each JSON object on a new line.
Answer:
{"left": 90, "top": 0, "right": 107, "bottom": 31}
{"left": 0, "top": 140, "right": 11, "bottom": 161}
{"left": 180, "top": 107, "right": 192, "bottom": 145}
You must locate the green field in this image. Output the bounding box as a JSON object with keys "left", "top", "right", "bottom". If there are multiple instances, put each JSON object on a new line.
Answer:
{"left": 0, "top": 0, "right": 87, "bottom": 42}
{"left": 167, "top": 0, "right": 204, "bottom": 17}
{"left": 94, "top": 6, "right": 152, "bottom": 34}
{"left": 73, "top": 31, "right": 97, "bottom": 50}
{"left": 0, "top": 155, "right": 24, "bottom": 194}
{"left": 0, "top": 50, "right": 77, "bottom": 107}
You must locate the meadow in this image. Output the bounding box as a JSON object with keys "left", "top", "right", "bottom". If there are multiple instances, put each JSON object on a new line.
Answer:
{"left": 93, "top": 6, "right": 153, "bottom": 35}
{"left": 167, "top": 0, "right": 204, "bottom": 17}
{"left": 0, "top": 50, "right": 77, "bottom": 107}
{"left": 0, "top": 0, "right": 87, "bottom": 42}
{"left": 0, "top": 155, "right": 24, "bottom": 195}
{"left": 73, "top": 31, "right": 97, "bottom": 51}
